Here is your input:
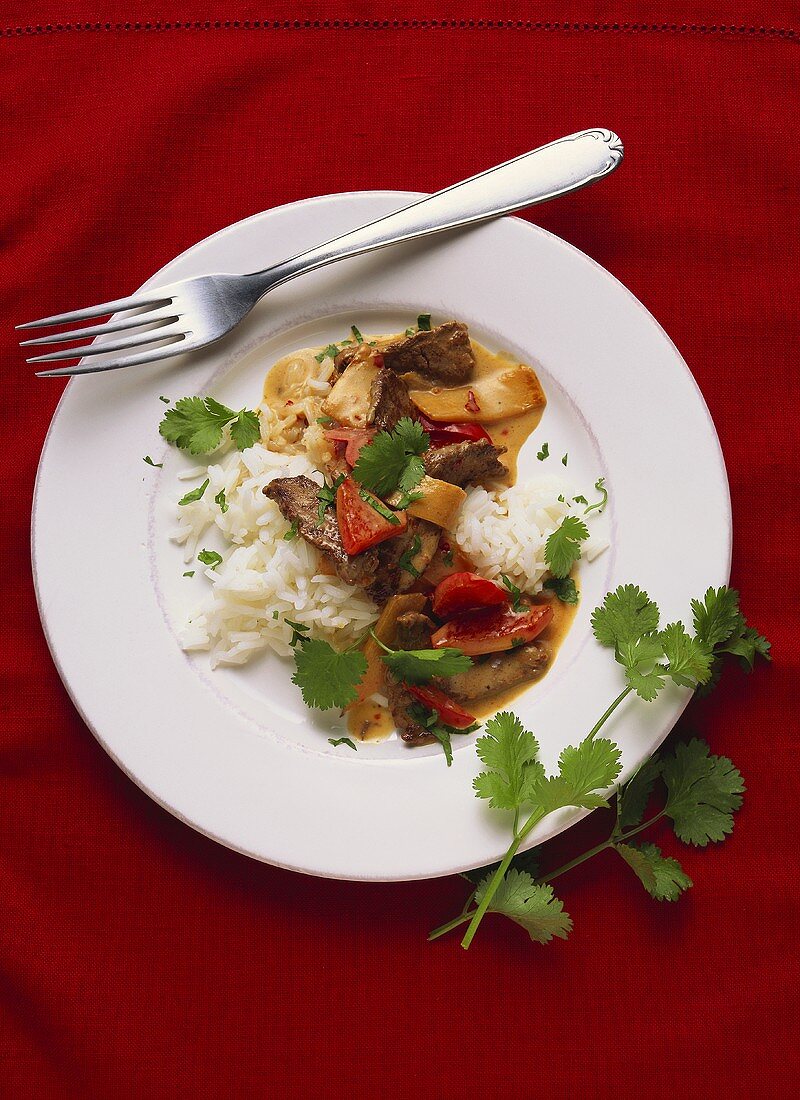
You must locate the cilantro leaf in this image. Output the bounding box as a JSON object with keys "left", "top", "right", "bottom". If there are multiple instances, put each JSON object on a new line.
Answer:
{"left": 160, "top": 397, "right": 259, "bottom": 454}
{"left": 314, "top": 343, "right": 341, "bottom": 363}
{"left": 720, "top": 624, "right": 772, "bottom": 670}
{"left": 143, "top": 455, "right": 162, "bottom": 468}
{"left": 474, "top": 870, "right": 572, "bottom": 944}
{"left": 178, "top": 478, "right": 210, "bottom": 506}
{"left": 284, "top": 618, "right": 310, "bottom": 647}
{"left": 229, "top": 409, "right": 261, "bottom": 451}
{"left": 159, "top": 395, "right": 170, "bottom": 403}
{"left": 283, "top": 519, "right": 299, "bottom": 541}
{"left": 616, "top": 842, "right": 692, "bottom": 901}
{"left": 662, "top": 738, "right": 745, "bottom": 846}
{"left": 417, "top": 313, "right": 432, "bottom": 331}
{"left": 328, "top": 737, "right": 357, "bottom": 751}
{"left": 500, "top": 574, "right": 524, "bottom": 611}
{"left": 214, "top": 489, "right": 229, "bottom": 514}
{"left": 380, "top": 647, "right": 472, "bottom": 684}
{"left": 473, "top": 712, "right": 545, "bottom": 811}
{"left": 536, "top": 442, "right": 549, "bottom": 461}
{"left": 660, "top": 621, "right": 713, "bottom": 687}
{"left": 561, "top": 453, "right": 568, "bottom": 466}
{"left": 316, "top": 473, "right": 345, "bottom": 525}
{"left": 691, "top": 586, "right": 742, "bottom": 649}
{"left": 291, "top": 638, "right": 368, "bottom": 710}
{"left": 531, "top": 736, "right": 623, "bottom": 813}
{"left": 544, "top": 516, "right": 589, "bottom": 578}
{"left": 197, "top": 549, "right": 223, "bottom": 570}
{"left": 183, "top": 570, "right": 194, "bottom": 578}
{"left": 591, "top": 585, "right": 661, "bottom": 648}
{"left": 398, "top": 534, "right": 423, "bottom": 578}
{"left": 352, "top": 418, "right": 429, "bottom": 497}
{"left": 543, "top": 576, "right": 579, "bottom": 605}
{"left": 350, "top": 324, "right": 364, "bottom": 343}
{"left": 407, "top": 703, "right": 476, "bottom": 766}
{"left": 619, "top": 755, "right": 663, "bottom": 828}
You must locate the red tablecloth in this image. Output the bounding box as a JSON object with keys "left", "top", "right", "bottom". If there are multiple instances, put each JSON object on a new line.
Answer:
{"left": 2, "top": 4, "right": 798, "bottom": 1095}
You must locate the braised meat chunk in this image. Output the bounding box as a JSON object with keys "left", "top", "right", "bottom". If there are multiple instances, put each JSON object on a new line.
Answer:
{"left": 383, "top": 321, "right": 476, "bottom": 384}
{"left": 386, "top": 611, "right": 438, "bottom": 744}
{"left": 394, "top": 612, "right": 435, "bottom": 651}
{"left": 366, "top": 519, "right": 440, "bottom": 605}
{"left": 423, "top": 439, "right": 507, "bottom": 487}
{"left": 263, "top": 475, "right": 378, "bottom": 587}
{"left": 441, "top": 643, "right": 549, "bottom": 701}
{"left": 369, "top": 368, "right": 417, "bottom": 432}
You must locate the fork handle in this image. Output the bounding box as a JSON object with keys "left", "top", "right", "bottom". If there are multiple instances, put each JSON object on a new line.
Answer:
{"left": 254, "top": 129, "right": 623, "bottom": 290}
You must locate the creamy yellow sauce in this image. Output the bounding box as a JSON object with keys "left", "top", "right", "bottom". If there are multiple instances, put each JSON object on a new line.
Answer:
{"left": 470, "top": 342, "right": 545, "bottom": 485}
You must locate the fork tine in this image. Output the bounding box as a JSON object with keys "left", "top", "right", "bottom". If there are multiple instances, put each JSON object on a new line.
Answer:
{"left": 19, "top": 309, "right": 180, "bottom": 347}
{"left": 16, "top": 291, "right": 173, "bottom": 330}
{"left": 27, "top": 326, "right": 186, "bottom": 364}
{"left": 35, "top": 340, "right": 194, "bottom": 378}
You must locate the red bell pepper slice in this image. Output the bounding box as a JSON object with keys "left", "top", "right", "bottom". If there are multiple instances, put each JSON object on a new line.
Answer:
{"left": 431, "top": 604, "right": 553, "bottom": 656}
{"left": 323, "top": 428, "right": 376, "bottom": 467}
{"left": 336, "top": 477, "right": 406, "bottom": 555}
{"left": 418, "top": 413, "right": 492, "bottom": 448}
{"left": 406, "top": 684, "right": 476, "bottom": 729}
{"left": 431, "top": 571, "right": 510, "bottom": 618}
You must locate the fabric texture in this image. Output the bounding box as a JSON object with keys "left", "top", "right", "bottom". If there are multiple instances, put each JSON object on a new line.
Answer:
{"left": 1, "top": 7, "right": 798, "bottom": 1096}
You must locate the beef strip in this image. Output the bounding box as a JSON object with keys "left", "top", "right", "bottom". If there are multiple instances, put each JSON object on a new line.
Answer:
{"left": 386, "top": 612, "right": 437, "bottom": 744}
{"left": 366, "top": 518, "right": 440, "bottom": 605}
{"left": 368, "top": 368, "right": 417, "bottom": 432}
{"left": 423, "top": 439, "right": 508, "bottom": 486}
{"left": 382, "top": 321, "right": 476, "bottom": 383}
{"left": 263, "top": 475, "right": 378, "bottom": 588}
{"left": 440, "top": 643, "right": 549, "bottom": 701}
{"left": 394, "top": 612, "right": 435, "bottom": 650}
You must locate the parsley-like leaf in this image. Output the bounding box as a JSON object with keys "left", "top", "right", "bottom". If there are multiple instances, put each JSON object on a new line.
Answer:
{"left": 474, "top": 870, "right": 572, "bottom": 944}
{"left": 214, "top": 489, "right": 229, "bottom": 514}
{"left": 532, "top": 736, "right": 623, "bottom": 813}
{"left": 143, "top": 455, "right": 162, "bottom": 468}
{"left": 352, "top": 417, "right": 429, "bottom": 497}
{"left": 291, "top": 638, "right": 368, "bottom": 710}
{"left": 358, "top": 487, "right": 401, "bottom": 524}
{"left": 229, "top": 409, "right": 261, "bottom": 450}
{"left": 536, "top": 442, "right": 549, "bottom": 461}
{"left": 159, "top": 395, "right": 170, "bottom": 403}
{"left": 619, "top": 755, "right": 663, "bottom": 828}
{"left": 197, "top": 549, "right": 223, "bottom": 570}
{"left": 178, "top": 478, "right": 210, "bottom": 506}
{"left": 500, "top": 574, "right": 524, "bottom": 611}
{"left": 328, "top": 737, "right": 357, "bottom": 751}
{"left": 317, "top": 474, "right": 345, "bottom": 525}
{"left": 691, "top": 586, "right": 741, "bottom": 649}
{"left": 283, "top": 519, "right": 299, "bottom": 541}
{"left": 660, "top": 621, "right": 713, "bottom": 687}
{"left": 616, "top": 842, "right": 692, "bottom": 901}
{"left": 183, "top": 570, "right": 195, "bottom": 578}
{"left": 417, "top": 313, "right": 432, "bottom": 331}
{"left": 350, "top": 324, "right": 363, "bottom": 343}
{"left": 398, "top": 534, "right": 423, "bottom": 577}
{"left": 544, "top": 516, "right": 589, "bottom": 579}
{"left": 561, "top": 453, "right": 568, "bottom": 466}
{"left": 720, "top": 624, "right": 772, "bottom": 670}
{"left": 661, "top": 738, "right": 744, "bottom": 846}
{"left": 160, "top": 397, "right": 259, "bottom": 454}
{"left": 473, "top": 712, "right": 545, "bottom": 811}
{"left": 381, "top": 647, "right": 472, "bottom": 684}
{"left": 591, "top": 585, "right": 661, "bottom": 647}
{"left": 543, "top": 576, "right": 579, "bottom": 605}
{"left": 285, "top": 618, "right": 310, "bottom": 647}
{"left": 314, "top": 343, "right": 340, "bottom": 363}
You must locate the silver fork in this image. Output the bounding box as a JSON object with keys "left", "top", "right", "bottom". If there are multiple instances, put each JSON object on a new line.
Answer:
{"left": 20, "top": 129, "right": 623, "bottom": 378}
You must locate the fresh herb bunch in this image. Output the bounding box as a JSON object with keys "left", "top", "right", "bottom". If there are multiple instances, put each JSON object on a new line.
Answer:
{"left": 428, "top": 584, "right": 769, "bottom": 949}
{"left": 352, "top": 418, "right": 429, "bottom": 498}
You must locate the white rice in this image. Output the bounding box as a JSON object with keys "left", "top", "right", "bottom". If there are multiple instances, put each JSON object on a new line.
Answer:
{"left": 454, "top": 476, "right": 609, "bottom": 592}
{"left": 172, "top": 442, "right": 377, "bottom": 667}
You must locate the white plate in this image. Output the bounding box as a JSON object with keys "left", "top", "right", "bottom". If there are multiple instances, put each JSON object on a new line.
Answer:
{"left": 32, "top": 193, "right": 731, "bottom": 880}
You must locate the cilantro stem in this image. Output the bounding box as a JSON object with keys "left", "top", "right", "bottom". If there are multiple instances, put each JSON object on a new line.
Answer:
{"left": 586, "top": 686, "right": 632, "bottom": 740}
{"left": 429, "top": 911, "right": 475, "bottom": 941}
{"left": 541, "top": 839, "right": 615, "bottom": 883}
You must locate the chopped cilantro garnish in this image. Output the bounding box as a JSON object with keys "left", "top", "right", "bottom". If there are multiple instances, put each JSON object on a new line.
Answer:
{"left": 214, "top": 489, "right": 229, "bottom": 514}
{"left": 584, "top": 477, "right": 608, "bottom": 515}
{"left": 182, "top": 570, "right": 194, "bottom": 578}
{"left": 350, "top": 324, "right": 364, "bottom": 343}
{"left": 178, "top": 479, "right": 209, "bottom": 506}
{"left": 317, "top": 474, "right": 345, "bottom": 525}
{"left": 544, "top": 516, "right": 589, "bottom": 578}
{"left": 283, "top": 519, "right": 299, "bottom": 541}
{"left": 561, "top": 453, "right": 568, "bottom": 466}
{"left": 143, "top": 455, "right": 162, "bottom": 468}
{"left": 316, "top": 415, "right": 335, "bottom": 426}
{"left": 159, "top": 395, "right": 170, "bottom": 403}
{"left": 197, "top": 549, "right": 223, "bottom": 570}
{"left": 417, "top": 313, "right": 432, "bottom": 331}
{"left": 543, "top": 576, "right": 579, "bottom": 604}
{"left": 314, "top": 344, "right": 340, "bottom": 363}
{"left": 536, "top": 442, "right": 549, "bottom": 461}
{"left": 358, "top": 487, "right": 401, "bottom": 524}
{"left": 328, "top": 737, "right": 358, "bottom": 751}
{"left": 500, "top": 574, "right": 524, "bottom": 611}
{"left": 398, "top": 534, "right": 423, "bottom": 577}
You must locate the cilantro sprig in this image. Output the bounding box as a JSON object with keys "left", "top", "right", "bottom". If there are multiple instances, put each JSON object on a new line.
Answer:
{"left": 159, "top": 396, "right": 260, "bottom": 455}
{"left": 428, "top": 583, "right": 768, "bottom": 950}
{"left": 352, "top": 418, "right": 429, "bottom": 498}
{"left": 370, "top": 631, "right": 472, "bottom": 685}
{"left": 291, "top": 636, "right": 369, "bottom": 711}
{"left": 544, "top": 516, "right": 589, "bottom": 578}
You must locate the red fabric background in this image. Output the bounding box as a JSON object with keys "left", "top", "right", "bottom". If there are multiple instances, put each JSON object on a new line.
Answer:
{"left": 1, "top": 7, "right": 798, "bottom": 1096}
